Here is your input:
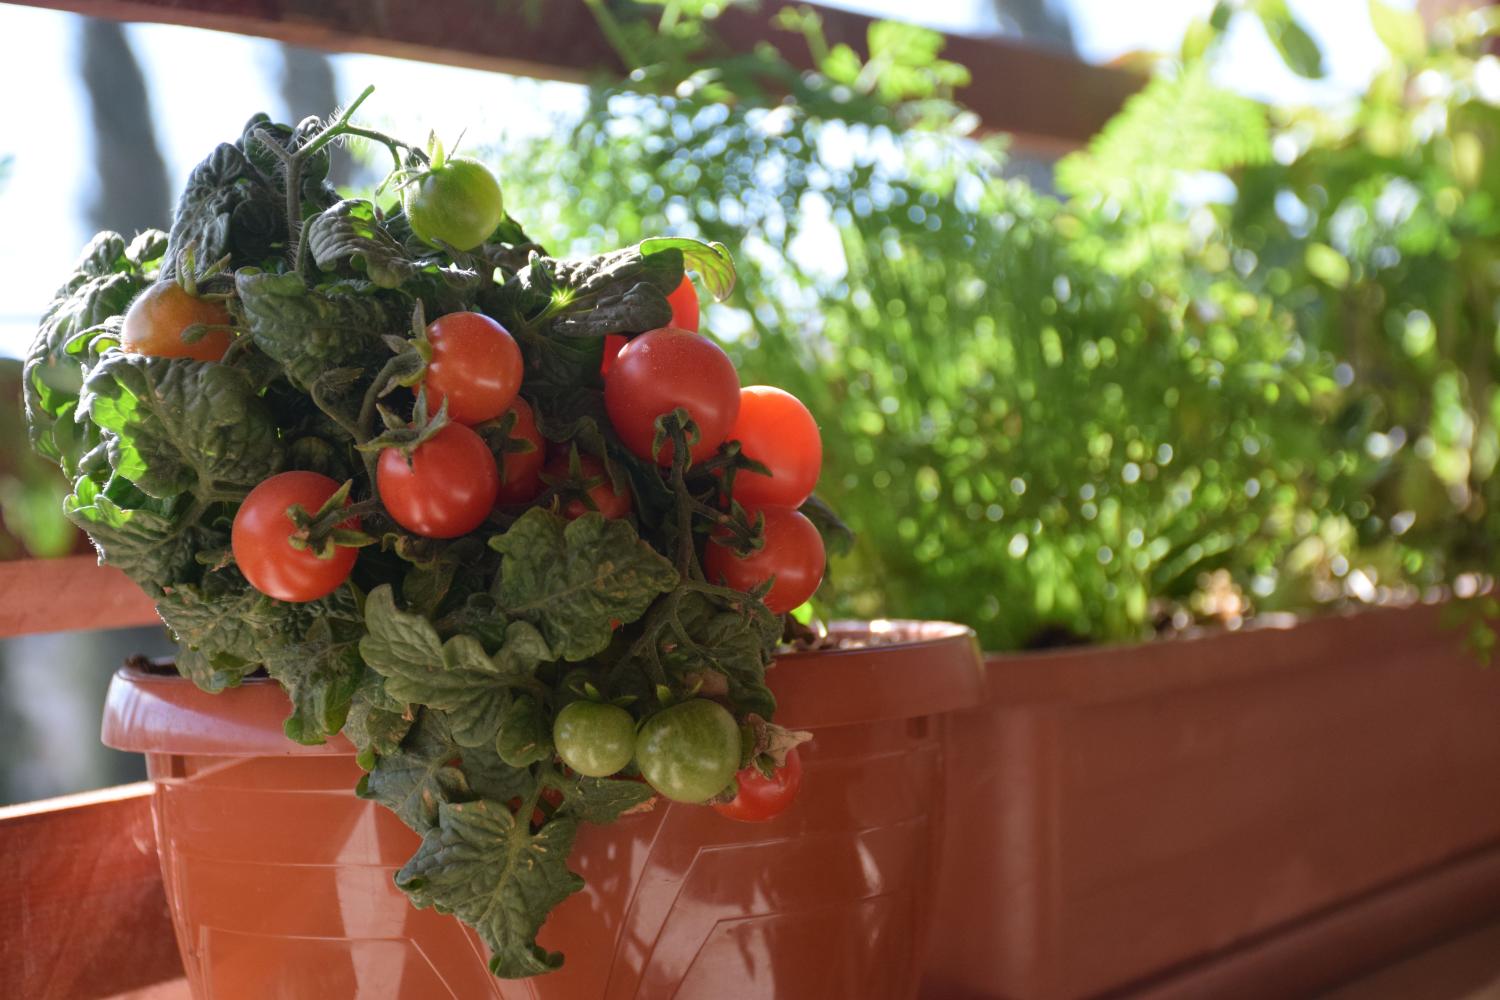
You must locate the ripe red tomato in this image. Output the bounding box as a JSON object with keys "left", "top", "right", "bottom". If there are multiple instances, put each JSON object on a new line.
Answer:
{"left": 713, "top": 748, "right": 803, "bottom": 823}
{"left": 121, "top": 282, "right": 233, "bottom": 362}
{"left": 492, "top": 398, "right": 546, "bottom": 505}
{"left": 378, "top": 423, "right": 499, "bottom": 538}
{"left": 600, "top": 333, "right": 629, "bottom": 377}
{"left": 666, "top": 275, "right": 699, "bottom": 332}
{"left": 604, "top": 327, "right": 740, "bottom": 466}
{"left": 232, "top": 471, "right": 358, "bottom": 602}
{"left": 704, "top": 506, "right": 825, "bottom": 613}
{"left": 727, "top": 386, "right": 822, "bottom": 507}
{"left": 545, "top": 452, "right": 632, "bottom": 519}
{"left": 422, "top": 311, "right": 523, "bottom": 425}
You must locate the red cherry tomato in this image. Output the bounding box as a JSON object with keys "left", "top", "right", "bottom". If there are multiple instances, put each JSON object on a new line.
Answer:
{"left": 378, "top": 423, "right": 499, "bottom": 538}
{"left": 604, "top": 327, "right": 740, "bottom": 467}
{"left": 666, "top": 275, "right": 699, "bottom": 332}
{"left": 493, "top": 398, "right": 547, "bottom": 505}
{"left": 544, "top": 452, "right": 632, "bottom": 520}
{"left": 422, "top": 311, "right": 523, "bottom": 425}
{"left": 600, "top": 333, "right": 629, "bottom": 377}
{"left": 727, "top": 386, "right": 822, "bottom": 507}
{"left": 704, "top": 505, "right": 825, "bottom": 613}
{"left": 232, "top": 471, "right": 358, "bottom": 602}
{"left": 121, "top": 282, "right": 233, "bottom": 362}
{"left": 713, "top": 748, "right": 804, "bottom": 823}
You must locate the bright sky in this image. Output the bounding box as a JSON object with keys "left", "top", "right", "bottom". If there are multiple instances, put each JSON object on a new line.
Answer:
{"left": 0, "top": 0, "right": 1411, "bottom": 358}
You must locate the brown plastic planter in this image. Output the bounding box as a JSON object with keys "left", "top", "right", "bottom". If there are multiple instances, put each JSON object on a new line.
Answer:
{"left": 103, "top": 621, "right": 980, "bottom": 1000}
{"left": 921, "top": 602, "right": 1500, "bottom": 999}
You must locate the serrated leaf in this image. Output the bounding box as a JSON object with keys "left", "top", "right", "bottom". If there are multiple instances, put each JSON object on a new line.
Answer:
{"left": 554, "top": 774, "right": 655, "bottom": 825}
{"left": 638, "top": 237, "right": 737, "bottom": 301}
{"left": 361, "top": 709, "right": 471, "bottom": 829}
{"left": 66, "top": 475, "right": 209, "bottom": 595}
{"left": 361, "top": 584, "right": 550, "bottom": 747}
{"left": 236, "top": 270, "right": 401, "bottom": 390}
{"left": 306, "top": 198, "right": 455, "bottom": 289}
{"left": 489, "top": 508, "right": 678, "bottom": 660}
{"left": 25, "top": 232, "right": 162, "bottom": 471}
{"left": 657, "top": 591, "right": 779, "bottom": 720}
{"left": 495, "top": 694, "right": 553, "bottom": 767}
{"left": 395, "top": 799, "right": 584, "bottom": 978}
{"left": 78, "top": 353, "right": 283, "bottom": 500}
{"left": 257, "top": 588, "right": 366, "bottom": 745}
{"left": 346, "top": 670, "right": 413, "bottom": 769}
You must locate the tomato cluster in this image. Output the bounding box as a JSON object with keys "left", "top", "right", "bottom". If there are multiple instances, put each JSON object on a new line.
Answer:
{"left": 126, "top": 205, "right": 819, "bottom": 819}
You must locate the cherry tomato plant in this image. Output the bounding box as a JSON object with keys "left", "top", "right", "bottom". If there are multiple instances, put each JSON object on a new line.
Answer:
{"left": 24, "top": 92, "right": 842, "bottom": 981}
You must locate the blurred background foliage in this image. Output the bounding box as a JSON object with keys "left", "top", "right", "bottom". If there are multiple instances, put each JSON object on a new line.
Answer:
{"left": 499, "top": 0, "right": 1500, "bottom": 650}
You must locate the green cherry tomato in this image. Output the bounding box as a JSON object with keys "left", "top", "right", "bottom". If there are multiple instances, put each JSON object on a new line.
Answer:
{"left": 635, "top": 699, "right": 743, "bottom": 803}
{"left": 553, "top": 701, "right": 637, "bottom": 778}
{"left": 403, "top": 157, "right": 504, "bottom": 252}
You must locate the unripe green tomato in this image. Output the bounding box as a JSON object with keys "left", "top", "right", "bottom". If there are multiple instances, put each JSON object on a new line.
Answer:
{"left": 635, "top": 699, "right": 743, "bottom": 803}
{"left": 552, "top": 701, "right": 637, "bottom": 778}
{"left": 403, "top": 158, "right": 504, "bottom": 252}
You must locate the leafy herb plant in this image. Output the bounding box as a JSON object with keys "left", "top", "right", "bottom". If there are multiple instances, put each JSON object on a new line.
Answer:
{"left": 24, "top": 90, "right": 834, "bottom": 977}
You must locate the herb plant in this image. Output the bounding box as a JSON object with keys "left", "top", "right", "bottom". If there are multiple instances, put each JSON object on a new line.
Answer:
{"left": 23, "top": 90, "right": 834, "bottom": 978}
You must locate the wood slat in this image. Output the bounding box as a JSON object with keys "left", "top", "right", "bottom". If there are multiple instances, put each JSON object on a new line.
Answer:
{"left": 0, "top": 784, "right": 183, "bottom": 999}
{"left": 0, "top": 556, "right": 159, "bottom": 637}
{"left": 12, "top": 0, "right": 1138, "bottom": 151}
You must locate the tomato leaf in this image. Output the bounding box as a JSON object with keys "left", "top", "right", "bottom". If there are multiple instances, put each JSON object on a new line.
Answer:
{"left": 552, "top": 774, "right": 656, "bottom": 825}
{"left": 345, "top": 670, "right": 413, "bottom": 770}
{"left": 78, "top": 354, "right": 283, "bottom": 500}
{"left": 306, "top": 198, "right": 456, "bottom": 289}
{"left": 489, "top": 508, "right": 679, "bottom": 661}
{"left": 257, "top": 588, "right": 366, "bottom": 745}
{"left": 235, "top": 270, "right": 399, "bottom": 391}
{"left": 360, "top": 709, "right": 473, "bottom": 829}
{"left": 639, "top": 237, "right": 737, "bottom": 301}
{"left": 656, "top": 591, "right": 779, "bottom": 720}
{"left": 495, "top": 694, "right": 553, "bottom": 767}
{"left": 361, "top": 584, "right": 551, "bottom": 747}
{"left": 395, "top": 799, "right": 584, "bottom": 979}
{"left": 65, "top": 476, "right": 212, "bottom": 596}
{"left": 25, "top": 232, "right": 162, "bottom": 472}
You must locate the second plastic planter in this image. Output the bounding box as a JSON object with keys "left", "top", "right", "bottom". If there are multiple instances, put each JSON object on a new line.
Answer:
{"left": 103, "top": 621, "right": 981, "bottom": 1000}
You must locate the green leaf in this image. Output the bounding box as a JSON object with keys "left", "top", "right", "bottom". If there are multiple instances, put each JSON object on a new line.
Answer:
{"left": 395, "top": 799, "right": 584, "bottom": 979}
{"left": 553, "top": 774, "right": 655, "bottom": 825}
{"left": 306, "top": 198, "right": 452, "bottom": 289}
{"left": 489, "top": 508, "right": 678, "bottom": 661}
{"left": 78, "top": 354, "right": 283, "bottom": 500}
{"left": 657, "top": 591, "right": 779, "bottom": 720}
{"left": 495, "top": 694, "right": 552, "bottom": 768}
{"left": 638, "top": 237, "right": 737, "bottom": 301}
{"left": 1253, "top": 0, "right": 1324, "bottom": 78}
{"left": 345, "top": 670, "right": 413, "bottom": 770}
{"left": 360, "top": 584, "right": 550, "bottom": 747}
{"left": 1368, "top": 0, "right": 1426, "bottom": 63}
{"left": 66, "top": 476, "right": 207, "bottom": 595}
{"left": 235, "top": 270, "right": 401, "bottom": 390}
{"left": 25, "top": 232, "right": 162, "bottom": 472}
{"left": 257, "top": 587, "right": 366, "bottom": 745}
{"left": 361, "top": 709, "right": 471, "bottom": 829}
{"left": 512, "top": 243, "right": 682, "bottom": 330}
{"left": 156, "top": 570, "right": 266, "bottom": 690}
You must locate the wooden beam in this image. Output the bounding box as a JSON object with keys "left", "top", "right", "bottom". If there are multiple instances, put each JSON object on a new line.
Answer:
{"left": 0, "top": 556, "right": 159, "bottom": 637}
{"left": 13, "top": 0, "right": 1137, "bottom": 151}
{"left": 0, "top": 784, "right": 182, "bottom": 999}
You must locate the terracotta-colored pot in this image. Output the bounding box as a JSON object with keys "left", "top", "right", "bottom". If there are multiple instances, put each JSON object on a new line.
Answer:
{"left": 921, "top": 602, "right": 1500, "bottom": 999}
{"left": 103, "top": 621, "right": 980, "bottom": 1000}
